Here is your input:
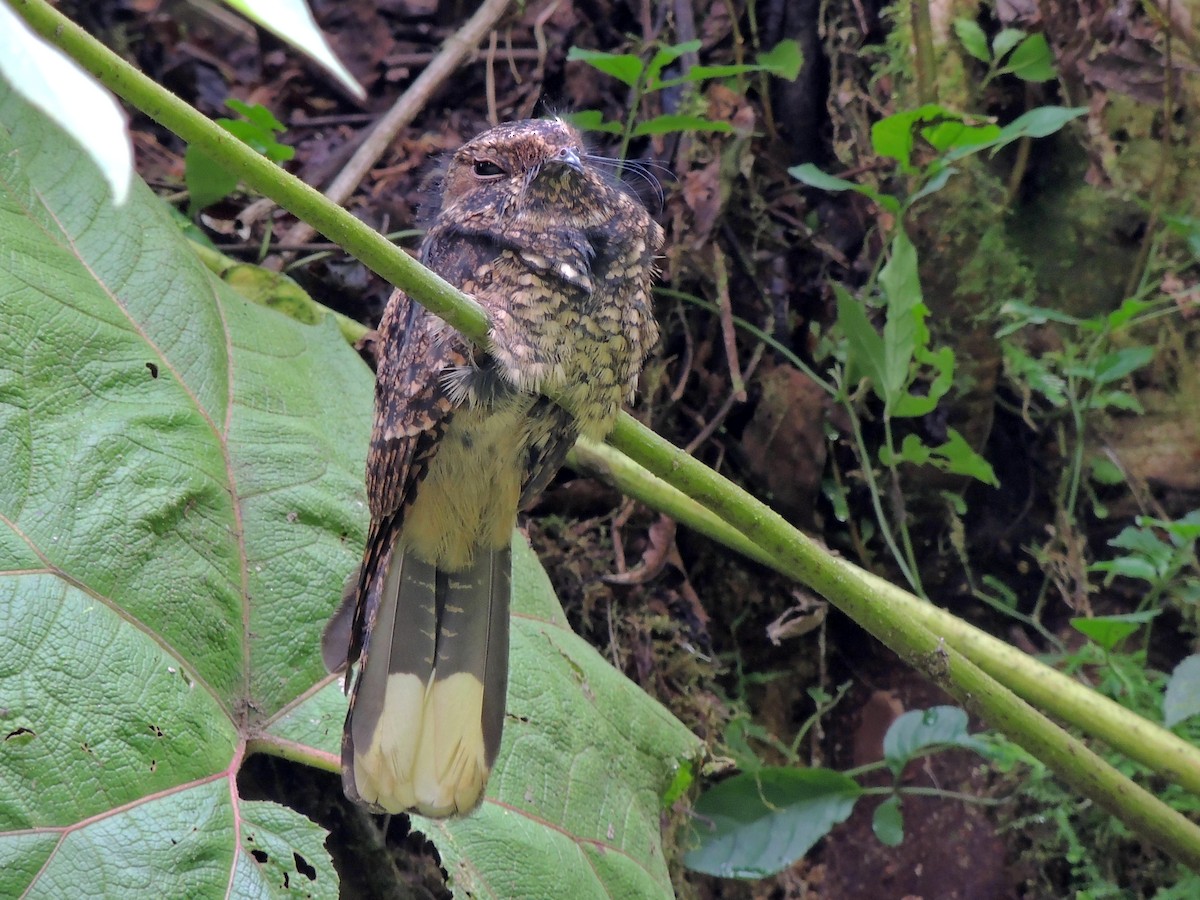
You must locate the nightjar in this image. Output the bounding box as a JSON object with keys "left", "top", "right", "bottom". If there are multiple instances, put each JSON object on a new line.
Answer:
{"left": 322, "top": 118, "right": 662, "bottom": 817}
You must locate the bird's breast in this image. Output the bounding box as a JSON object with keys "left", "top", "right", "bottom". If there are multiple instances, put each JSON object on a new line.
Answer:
{"left": 399, "top": 400, "right": 537, "bottom": 570}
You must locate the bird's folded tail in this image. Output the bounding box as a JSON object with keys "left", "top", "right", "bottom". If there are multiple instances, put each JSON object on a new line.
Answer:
{"left": 339, "top": 537, "right": 511, "bottom": 816}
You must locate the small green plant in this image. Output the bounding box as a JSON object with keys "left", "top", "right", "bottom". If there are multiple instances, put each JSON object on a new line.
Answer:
{"left": 683, "top": 706, "right": 996, "bottom": 878}
{"left": 787, "top": 103, "right": 1084, "bottom": 595}
{"left": 185, "top": 98, "right": 294, "bottom": 214}
{"left": 1089, "top": 511, "right": 1200, "bottom": 613}
{"left": 953, "top": 20, "right": 1057, "bottom": 88}
{"left": 566, "top": 38, "right": 801, "bottom": 161}
{"left": 1001, "top": 610, "right": 1200, "bottom": 896}
{"left": 996, "top": 297, "right": 1164, "bottom": 618}
{"left": 833, "top": 230, "right": 998, "bottom": 593}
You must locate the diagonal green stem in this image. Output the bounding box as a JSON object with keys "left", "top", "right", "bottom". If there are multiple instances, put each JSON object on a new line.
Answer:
{"left": 584, "top": 426, "right": 1200, "bottom": 870}
{"left": 16, "top": 0, "right": 1200, "bottom": 871}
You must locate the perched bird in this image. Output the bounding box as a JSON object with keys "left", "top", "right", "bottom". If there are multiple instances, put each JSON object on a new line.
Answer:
{"left": 322, "top": 119, "right": 662, "bottom": 817}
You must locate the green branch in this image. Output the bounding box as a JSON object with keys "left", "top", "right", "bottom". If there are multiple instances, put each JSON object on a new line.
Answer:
{"left": 578, "top": 429, "right": 1200, "bottom": 806}
{"left": 17, "top": 0, "right": 1200, "bottom": 871}
{"left": 590, "top": 422, "right": 1200, "bottom": 868}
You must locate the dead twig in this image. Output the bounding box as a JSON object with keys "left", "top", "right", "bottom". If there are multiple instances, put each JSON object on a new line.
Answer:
{"left": 683, "top": 342, "right": 765, "bottom": 454}
{"left": 713, "top": 246, "right": 746, "bottom": 402}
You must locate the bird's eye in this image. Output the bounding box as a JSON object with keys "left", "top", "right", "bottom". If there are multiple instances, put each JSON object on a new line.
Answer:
{"left": 472, "top": 159, "right": 505, "bottom": 178}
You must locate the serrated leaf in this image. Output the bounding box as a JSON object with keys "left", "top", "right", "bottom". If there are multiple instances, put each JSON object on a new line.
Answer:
{"left": 1, "top": 78, "right": 359, "bottom": 898}
{"left": 683, "top": 768, "right": 862, "bottom": 878}
{"left": 1164, "top": 655, "right": 1200, "bottom": 728}
{"left": 953, "top": 19, "right": 990, "bottom": 62}
{"left": 238, "top": 800, "right": 338, "bottom": 895}
{"left": 941, "top": 429, "right": 997, "bottom": 484}
{"left": 890, "top": 345, "right": 955, "bottom": 418}
{"left": 882, "top": 707, "right": 989, "bottom": 776}
{"left": 882, "top": 431, "right": 998, "bottom": 486}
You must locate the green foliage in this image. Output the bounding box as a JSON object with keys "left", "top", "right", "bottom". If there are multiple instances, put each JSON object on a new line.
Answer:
{"left": 684, "top": 707, "right": 993, "bottom": 879}
{"left": 881, "top": 707, "right": 991, "bottom": 774}
{"left": 871, "top": 794, "right": 905, "bottom": 846}
{"left": 1, "top": 78, "right": 360, "bottom": 899}
{"left": 0, "top": 79, "right": 700, "bottom": 899}
{"left": 1164, "top": 655, "right": 1200, "bottom": 729}
{"left": 953, "top": 21, "right": 1057, "bottom": 86}
{"left": 684, "top": 768, "right": 862, "bottom": 878}
{"left": 789, "top": 103, "right": 1083, "bottom": 594}
{"left": 825, "top": 227, "right": 998, "bottom": 593}
{"left": 1070, "top": 611, "right": 1160, "bottom": 652}
{"left": 880, "top": 431, "right": 999, "bottom": 486}
{"left": 790, "top": 104, "right": 1084, "bottom": 216}
{"left": 998, "top": 298, "right": 1161, "bottom": 533}
{"left": 567, "top": 38, "right": 801, "bottom": 158}
{"left": 1001, "top": 616, "right": 1200, "bottom": 895}
{"left": 1090, "top": 511, "right": 1200, "bottom": 608}
{"left": 185, "top": 99, "right": 294, "bottom": 214}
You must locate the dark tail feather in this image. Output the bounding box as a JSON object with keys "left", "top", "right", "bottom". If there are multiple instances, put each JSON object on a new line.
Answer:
{"left": 338, "top": 537, "right": 510, "bottom": 816}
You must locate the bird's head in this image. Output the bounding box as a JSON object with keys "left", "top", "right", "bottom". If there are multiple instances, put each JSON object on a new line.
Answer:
{"left": 436, "top": 118, "right": 618, "bottom": 234}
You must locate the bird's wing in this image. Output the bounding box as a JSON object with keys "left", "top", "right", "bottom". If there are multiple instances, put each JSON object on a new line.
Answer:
{"left": 344, "top": 227, "right": 508, "bottom": 669}
{"left": 343, "top": 289, "right": 466, "bottom": 669}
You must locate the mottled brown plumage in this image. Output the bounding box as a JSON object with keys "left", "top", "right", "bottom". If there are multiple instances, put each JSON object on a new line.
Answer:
{"left": 323, "top": 118, "right": 662, "bottom": 817}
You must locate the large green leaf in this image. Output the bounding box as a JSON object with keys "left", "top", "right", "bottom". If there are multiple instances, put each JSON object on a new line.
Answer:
{"left": 0, "top": 78, "right": 359, "bottom": 897}
{"left": 683, "top": 768, "right": 862, "bottom": 878}
{"left": 1, "top": 78, "right": 701, "bottom": 898}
